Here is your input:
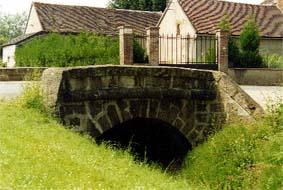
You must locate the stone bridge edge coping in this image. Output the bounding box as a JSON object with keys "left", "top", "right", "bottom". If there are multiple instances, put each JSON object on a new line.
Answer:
{"left": 42, "top": 65, "right": 264, "bottom": 118}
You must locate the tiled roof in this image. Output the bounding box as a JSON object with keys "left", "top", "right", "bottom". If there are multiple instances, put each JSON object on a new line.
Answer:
{"left": 32, "top": 2, "right": 162, "bottom": 35}
{"left": 2, "top": 32, "right": 45, "bottom": 47}
{"left": 178, "top": 0, "right": 283, "bottom": 37}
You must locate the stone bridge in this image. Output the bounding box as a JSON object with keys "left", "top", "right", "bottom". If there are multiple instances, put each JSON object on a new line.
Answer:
{"left": 42, "top": 65, "right": 263, "bottom": 148}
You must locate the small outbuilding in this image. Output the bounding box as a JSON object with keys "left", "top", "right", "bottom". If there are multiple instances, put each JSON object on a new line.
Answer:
{"left": 2, "top": 2, "right": 162, "bottom": 67}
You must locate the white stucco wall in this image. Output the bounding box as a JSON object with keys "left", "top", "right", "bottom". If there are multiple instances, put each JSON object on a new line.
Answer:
{"left": 158, "top": 0, "right": 197, "bottom": 64}
{"left": 159, "top": 0, "right": 196, "bottom": 36}
{"left": 25, "top": 5, "right": 42, "bottom": 34}
{"left": 2, "top": 45, "right": 16, "bottom": 68}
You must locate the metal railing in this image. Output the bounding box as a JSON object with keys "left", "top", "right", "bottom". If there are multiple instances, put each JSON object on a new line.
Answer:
{"left": 159, "top": 35, "right": 218, "bottom": 65}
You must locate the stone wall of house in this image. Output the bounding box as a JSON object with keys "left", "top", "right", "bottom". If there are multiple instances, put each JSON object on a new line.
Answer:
{"left": 42, "top": 66, "right": 263, "bottom": 146}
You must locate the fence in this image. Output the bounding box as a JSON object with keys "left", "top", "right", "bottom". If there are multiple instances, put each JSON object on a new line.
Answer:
{"left": 159, "top": 35, "right": 218, "bottom": 65}
{"left": 119, "top": 26, "right": 228, "bottom": 72}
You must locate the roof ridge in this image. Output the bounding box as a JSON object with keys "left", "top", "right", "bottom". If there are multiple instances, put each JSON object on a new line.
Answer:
{"left": 33, "top": 2, "right": 162, "bottom": 14}
{"left": 217, "top": 0, "right": 274, "bottom": 7}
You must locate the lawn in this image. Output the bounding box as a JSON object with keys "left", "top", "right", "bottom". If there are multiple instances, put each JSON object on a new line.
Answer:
{"left": 0, "top": 102, "right": 193, "bottom": 190}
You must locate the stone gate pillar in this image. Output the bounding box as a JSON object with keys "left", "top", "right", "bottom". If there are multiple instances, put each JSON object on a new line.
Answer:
{"left": 146, "top": 27, "right": 160, "bottom": 66}
{"left": 119, "top": 26, "right": 133, "bottom": 65}
{"left": 216, "top": 30, "right": 229, "bottom": 73}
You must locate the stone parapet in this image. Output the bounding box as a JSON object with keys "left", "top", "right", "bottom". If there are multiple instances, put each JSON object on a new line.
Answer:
{"left": 42, "top": 65, "right": 264, "bottom": 146}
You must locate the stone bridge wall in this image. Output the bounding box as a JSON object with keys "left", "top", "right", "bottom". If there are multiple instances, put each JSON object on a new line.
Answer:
{"left": 42, "top": 66, "right": 263, "bottom": 146}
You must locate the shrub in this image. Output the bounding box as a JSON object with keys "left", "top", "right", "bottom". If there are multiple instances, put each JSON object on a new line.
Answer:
{"left": 15, "top": 33, "right": 120, "bottom": 67}
{"left": 228, "top": 37, "right": 240, "bottom": 67}
{"left": 237, "top": 18, "right": 263, "bottom": 68}
{"left": 133, "top": 40, "right": 148, "bottom": 63}
{"left": 204, "top": 48, "right": 216, "bottom": 64}
{"left": 0, "top": 59, "right": 7, "bottom": 67}
{"left": 15, "top": 83, "right": 46, "bottom": 113}
{"left": 262, "top": 54, "right": 283, "bottom": 69}
{"left": 239, "top": 51, "right": 263, "bottom": 68}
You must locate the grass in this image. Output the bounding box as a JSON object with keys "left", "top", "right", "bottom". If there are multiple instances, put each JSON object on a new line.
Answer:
{"left": 0, "top": 84, "right": 282, "bottom": 189}
{"left": 0, "top": 102, "right": 194, "bottom": 189}
{"left": 182, "top": 106, "right": 283, "bottom": 190}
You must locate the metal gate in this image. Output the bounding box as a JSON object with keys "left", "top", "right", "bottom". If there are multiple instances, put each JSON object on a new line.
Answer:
{"left": 159, "top": 35, "right": 218, "bottom": 65}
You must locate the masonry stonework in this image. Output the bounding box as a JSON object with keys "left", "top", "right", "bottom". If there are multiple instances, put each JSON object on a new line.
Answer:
{"left": 119, "top": 26, "right": 133, "bottom": 65}
{"left": 146, "top": 27, "right": 160, "bottom": 66}
{"left": 42, "top": 66, "right": 263, "bottom": 146}
{"left": 216, "top": 30, "right": 229, "bottom": 73}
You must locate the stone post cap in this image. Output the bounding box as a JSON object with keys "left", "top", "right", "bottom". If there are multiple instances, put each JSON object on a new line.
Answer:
{"left": 118, "top": 25, "right": 133, "bottom": 34}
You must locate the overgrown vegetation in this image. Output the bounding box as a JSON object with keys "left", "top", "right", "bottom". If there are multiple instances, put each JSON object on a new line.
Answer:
{"left": 15, "top": 33, "right": 120, "bottom": 67}
{"left": 262, "top": 54, "right": 283, "bottom": 69}
{"left": 204, "top": 48, "right": 216, "bottom": 64}
{"left": 0, "top": 59, "right": 6, "bottom": 67}
{"left": 0, "top": 84, "right": 282, "bottom": 189}
{"left": 134, "top": 39, "right": 148, "bottom": 63}
{"left": 182, "top": 105, "right": 283, "bottom": 189}
{"left": 15, "top": 33, "right": 148, "bottom": 67}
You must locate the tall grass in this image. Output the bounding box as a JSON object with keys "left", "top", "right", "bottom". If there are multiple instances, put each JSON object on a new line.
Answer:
{"left": 182, "top": 105, "right": 283, "bottom": 189}
{"left": 1, "top": 83, "right": 282, "bottom": 189}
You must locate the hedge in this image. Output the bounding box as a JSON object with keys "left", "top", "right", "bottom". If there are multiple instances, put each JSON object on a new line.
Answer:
{"left": 15, "top": 33, "right": 120, "bottom": 67}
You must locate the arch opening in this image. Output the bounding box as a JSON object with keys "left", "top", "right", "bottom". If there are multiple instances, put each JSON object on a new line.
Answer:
{"left": 96, "top": 118, "right": 192, "bottom": 171}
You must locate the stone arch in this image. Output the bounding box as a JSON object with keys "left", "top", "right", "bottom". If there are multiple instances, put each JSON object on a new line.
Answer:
{"left": 96, "top": 117, "right": 192, "bottom": 169}
{"left": 82, "top": 98, "right": 204, "bottom": 146}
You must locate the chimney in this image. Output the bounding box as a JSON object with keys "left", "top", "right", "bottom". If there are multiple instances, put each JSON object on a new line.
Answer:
{"left": 276, "top": 0, "right": 283, "bottom": 12}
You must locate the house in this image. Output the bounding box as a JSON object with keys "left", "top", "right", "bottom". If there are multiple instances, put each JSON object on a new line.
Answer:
{"left": 158, "top": 0, "right": 283, "bottom": 64}
{"left": 2, "top": 2, "right": 162, "bottom": 68}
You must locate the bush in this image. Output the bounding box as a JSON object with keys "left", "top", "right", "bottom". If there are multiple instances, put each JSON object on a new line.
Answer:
{"left": 204, "top": 48, "right": 216, "bottom": 64}
{"left": 15, "top": 83, "right": 46, "bottom": 113}
{"left": 236, "top": 18, "right": 263, "bottom": 68}
{"left": 15, "top": 33, "right": 120, "bottom": 67}
{"left": 238, "top": 51, "right": 263, "bottom": 68}
{"left": 228, "top": 37, "right": 240, "bottom": 67}
{"left": 0, "top": 59, "right": 6, "bottom": 67}
{"left": 133, "top": 40, "right": 148, "bottom": 63}
{"left": 262, "top": 54, "right": 283, "bottom": 69}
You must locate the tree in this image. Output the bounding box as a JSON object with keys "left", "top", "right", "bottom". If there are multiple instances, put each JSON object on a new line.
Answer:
{"left": 238, "top": 17, "right": 262, "bottom": 68}
{"left": 108, "top": 0, "right": 167, "bottom": 11}
{"left": 0, "top": 12, "right": 27, "bottom": 45}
